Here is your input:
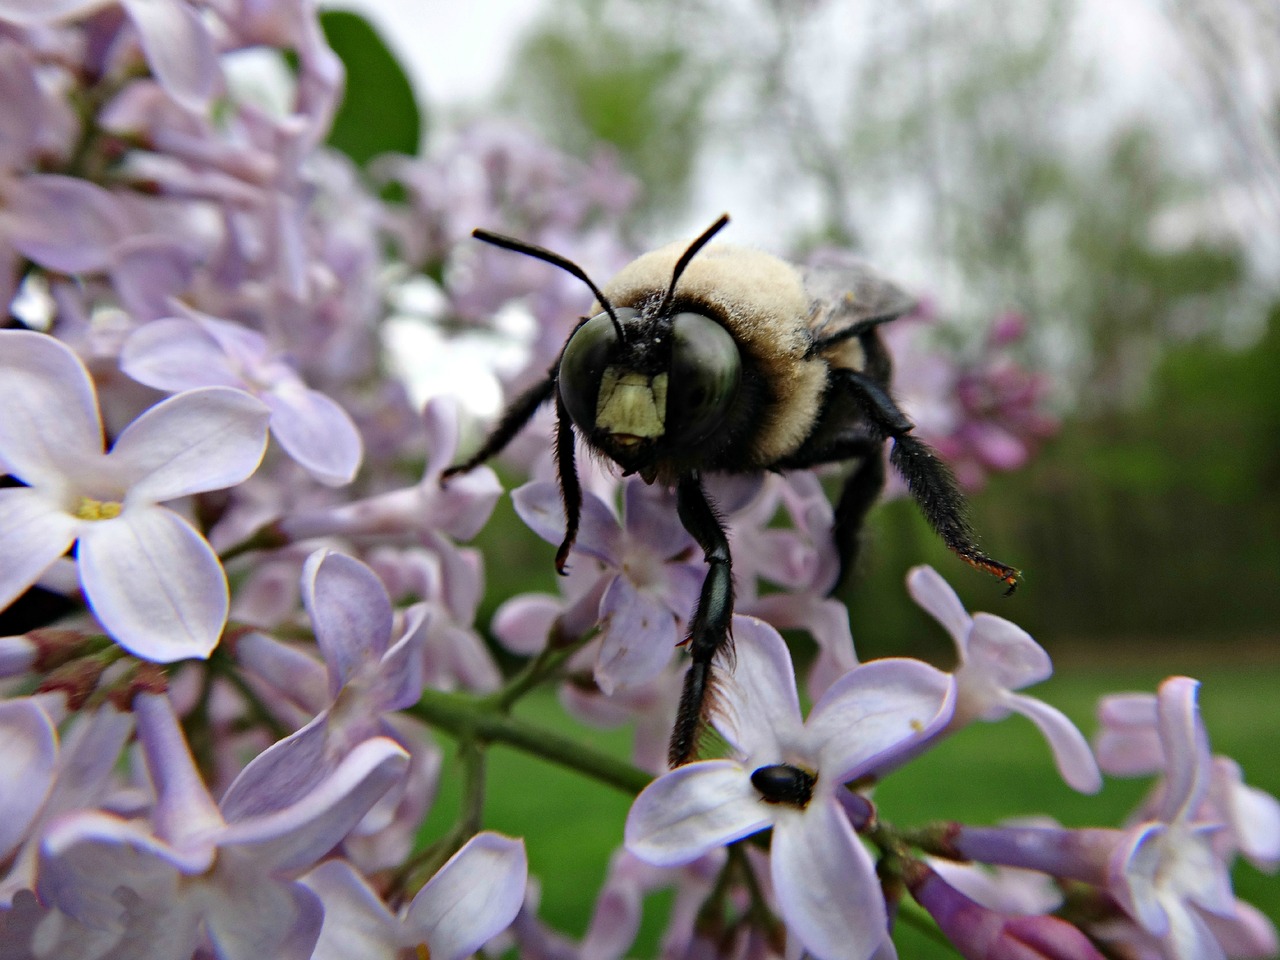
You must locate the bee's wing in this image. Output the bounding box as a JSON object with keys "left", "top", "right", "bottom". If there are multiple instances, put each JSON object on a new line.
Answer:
{"left": 800, "top": 255, "right": 917, "bottom": 344}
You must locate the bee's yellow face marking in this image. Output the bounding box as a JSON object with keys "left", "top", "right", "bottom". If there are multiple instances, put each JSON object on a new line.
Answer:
{"left": 596, "top": 368, "right": 668, "bottom": 441}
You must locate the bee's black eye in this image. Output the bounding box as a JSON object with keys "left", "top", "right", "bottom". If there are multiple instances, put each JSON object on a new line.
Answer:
{"left": 665, "top": 312, "right": 740, "bottom": 449}
{"left": 558, "top": 309, "right": 635, "bottom": 429}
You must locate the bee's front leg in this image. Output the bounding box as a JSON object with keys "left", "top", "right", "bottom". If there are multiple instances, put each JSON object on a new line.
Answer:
{"left": 668, "top": 472, "right": 734, "bottom": 768}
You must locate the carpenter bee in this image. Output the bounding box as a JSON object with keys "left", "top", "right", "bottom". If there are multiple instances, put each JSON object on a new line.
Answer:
{"left": 443, "top": 215, "right": 1020, "bottom": 767}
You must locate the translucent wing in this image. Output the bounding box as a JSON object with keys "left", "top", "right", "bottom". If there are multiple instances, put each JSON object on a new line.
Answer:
{"left": 800, "top": 251, "right": 917, "bottom": 346}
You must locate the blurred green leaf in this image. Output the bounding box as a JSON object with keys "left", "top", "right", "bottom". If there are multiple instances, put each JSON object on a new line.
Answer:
{"left": 320, "top": 9, "right": 422, "bottom": 164}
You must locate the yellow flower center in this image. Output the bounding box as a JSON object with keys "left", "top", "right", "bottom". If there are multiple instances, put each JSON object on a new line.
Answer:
{"left": 75, "top": 496, "right": 123, "bottom": 521}
{"left": 414, "top": 945, "right": 431, "bottom": 960}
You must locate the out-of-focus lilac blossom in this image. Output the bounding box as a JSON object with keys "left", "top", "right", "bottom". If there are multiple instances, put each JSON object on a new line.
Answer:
{"left": 0, "top": 702, "right": 136, "bottom": 906}
{"left": 364, "top": 543, "right": 501, "bottom": 694}
{"left": 0, "top": 698, "right": 58, "bottom": 866}
{"left": 1096, "top": 689, "right": 1280, "bottom": 873}
{"left": 0, "top": 331, "right": 270, "bottom": 661}
{"left": 906, "top": 861, "right": 1106, "bottom": 960}
{"left": 626, "top": 617, "right": 955, "bottom": 960}
{"left": 302, "top": 832, "right": 528, "bottom": 960}
{"left": 514, "top": 477, "right": 704, "bottom": 695}
{"left": 955, "top": 678, "right": 1251, "bottom": 960}
{"left": 0, "top": 0, "right": 220, "bottom": 111}
{"left": 280, "top": 395, "right": 501, "bottom": 545}
{"left": 730, "top": 471, "right": 857, "bottom": 700}
{"left": 121, "top": 311, "right": 364, "bottom": 486}
{"left": 907, "top": 565, "right": 1101, "bottom": 793}
{"left": 881, "top": 306, "right": 1058, "bottom": 492}
{"left": 38, "top": 692, "right": 408, "bottom": 960}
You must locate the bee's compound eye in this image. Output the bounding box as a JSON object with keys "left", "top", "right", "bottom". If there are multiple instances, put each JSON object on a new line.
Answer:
{"left": 666, "top": 312, "right": 741, "bottom": 449}
{"left": 558, "top": 310, "right": 630, "bottom": 429}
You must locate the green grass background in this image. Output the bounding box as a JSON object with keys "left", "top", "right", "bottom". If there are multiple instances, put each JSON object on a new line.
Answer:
{"left": 419, "top": 659, "right": 1280, "bottom": 958}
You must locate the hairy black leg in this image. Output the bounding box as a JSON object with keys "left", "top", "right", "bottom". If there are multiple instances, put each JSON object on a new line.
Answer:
{"left": 832, "top": 449, "right": 886, "bottom": 593}
{"left": 553, "top": 391, "right": 582, "bottom": 575}
{"left": 669, "top": 472, "right": 734, "bottom": 768}
{"left": 440, "top": 371, "right": 555, "bottom": 482}
{"left": 837, "top": 369, "right": 1021, "bottom": 593}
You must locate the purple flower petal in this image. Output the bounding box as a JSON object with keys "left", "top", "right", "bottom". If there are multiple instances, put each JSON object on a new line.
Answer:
{"left": 907, "top": 565, "right": 971, "bottom": 647}
{"left": 111, "top": 236, "right": 197, "bottom": 321}
{"left": 0, "top": 0, "right": 102, "bottom": 23}
{"left": 771, "top": 801, "right": 889, "bottom": 960}
{"left": 0, "top": 487, "right": 80, "bottom": 609}
{"left": 0, "top": 330, "right": 103, "bottom": 486}
{"left": 406, "top": 832, "right": 528, "bottom": 960}
{"left": 219, "top": 717, "right": 331, "bottom": 824}
{"left": 966, "top": 612, "right": 1052, "bottom": 688}
{"left": 1156, "top": 677, "right": 1209, "bottom": 823}
{"left": 622, "top": 478, "right": 690, "bottom": 555}
{"left": 218, "top": 736, "right": 408, "bottom": 874}
{"left": 77, "top": 506, "right": 229, "bottom": 661}
{"left": 121, "top": 318, "right": 241, "bottom": 391}
{"left": 303, "top": 858, "right": 401, "bottom": 959}
{"left": 115, "top": 387, "right": 270, "bottom": 503}
{"left": 204, "top": 878, "right": 324, "bottom": 960}
{"left": 806, "top": 657, "right": 954, "bottom": 784}
{"left": 302, "top": 550, "right": 394, "bottom": 694}
{"left": 1005, "top": 692, "right": 1102, "bottom": 794}
{"left": 625, "top": 761, "right": 769, "bottom": 867}
{"left": 122, "top": 0, "right": 220, "bottom": 112}
{"left": 491, "top": 593, "right": 561, "bottom": 655}
{"left": 134, "top": 692, "right": 224, "bottom": 848}
{"left": 512, "top": 481, "right": 621, "bottom": 566}
{"left": 3, "top": 174, "right": 127, "bottom": 273}
{"left": 712, "top": 617, "right": 804, "bottom": 761}
{"left": 595, "top": 577, "right": 677, "bottom": 695}
{"left": 263, "top": 385, "right": 363, "bottom": 486}
{"left": 0, "top": 699, "right": 58, "bottom": 861}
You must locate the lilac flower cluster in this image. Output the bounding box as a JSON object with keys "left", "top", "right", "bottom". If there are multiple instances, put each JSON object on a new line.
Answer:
{"left": 0, "top": 2, "right": 1274, "bottom": 959}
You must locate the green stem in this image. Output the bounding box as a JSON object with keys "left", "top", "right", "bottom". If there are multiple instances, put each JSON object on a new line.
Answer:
{"left": 485, "top": 627, "right": 596, "bottom": 711}
{"left": 410, "top": 688, "right": 652, "bottom": 796}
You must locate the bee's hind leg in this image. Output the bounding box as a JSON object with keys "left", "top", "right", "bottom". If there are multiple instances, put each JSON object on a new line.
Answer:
{"left": 668, "top": 472, "right": 734, "bottom": 768}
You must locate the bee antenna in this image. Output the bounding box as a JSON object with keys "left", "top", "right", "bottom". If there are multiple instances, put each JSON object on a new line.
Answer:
{"left": 656, "top": 213, "right": 731, "bottom": 318}
{"left": 472, "top": 228, "right": 627, "bottom": 343}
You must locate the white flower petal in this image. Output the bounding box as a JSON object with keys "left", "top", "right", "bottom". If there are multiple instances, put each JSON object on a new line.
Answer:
{"left": 0, "top": 330, "right": 103, "bottom": 487}
{"left": 1005, "top": 692, "right": 1102, "bottom": 793}
{"left": 0, "top": 486, "right": 79, "bottom": 609}
{"left": 264, "top": 386, "right": 363, "bottom": 486}
{"left": 906, "top": 565, "right": 972, "bottom": 649}
{"left": 713, "top": 617, "right": 804, "bottom": 761}
{"left": 78, "top": 507, "right": 228, "bottom": 661}
{"left": 407, "top": 832, "right": 528, "bottom": 960}
{"left": 625, "top": 760, "right": 770, "bottom": 867}
{"left": 113, "top": 387, "right": 270, "bottom": 503}
{"left": 204, "top": 873, "right": 325, "bottom": 960}
{"left": 807, "top": 658, "right": 955, "bottom": 784}
{"left": 771, "top": 801, "right": 889, "bottom": 960}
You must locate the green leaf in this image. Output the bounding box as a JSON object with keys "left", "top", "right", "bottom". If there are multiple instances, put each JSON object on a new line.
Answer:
{"left": 319, "top": 9, "right": 423, "bottom": 164}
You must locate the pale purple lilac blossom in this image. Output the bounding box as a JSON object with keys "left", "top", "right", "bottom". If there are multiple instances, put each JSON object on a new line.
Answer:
{"left": 0, "top": 330, "right": 270, "bottom": 661}
{"left": 302, "top": 832, "right": 528, "bottom": 960}
{"left": 626, "top": 616, "right": 956, "bottom": 960}
{"left": 37, "top": 692, "right": 408, "bottom": 960}
{"left": 907, "top": 564, "right": 1102, "bottom": 793}
{"left": 514, "top": 477, "right": 704, "bottom": 695}
{"left": 120, "top": 311, "right": 364, "bottom": 486}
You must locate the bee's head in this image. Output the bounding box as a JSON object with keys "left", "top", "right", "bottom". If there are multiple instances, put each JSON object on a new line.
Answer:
{"left": 473, "top": 216, "right": 741, "bottom": 475}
